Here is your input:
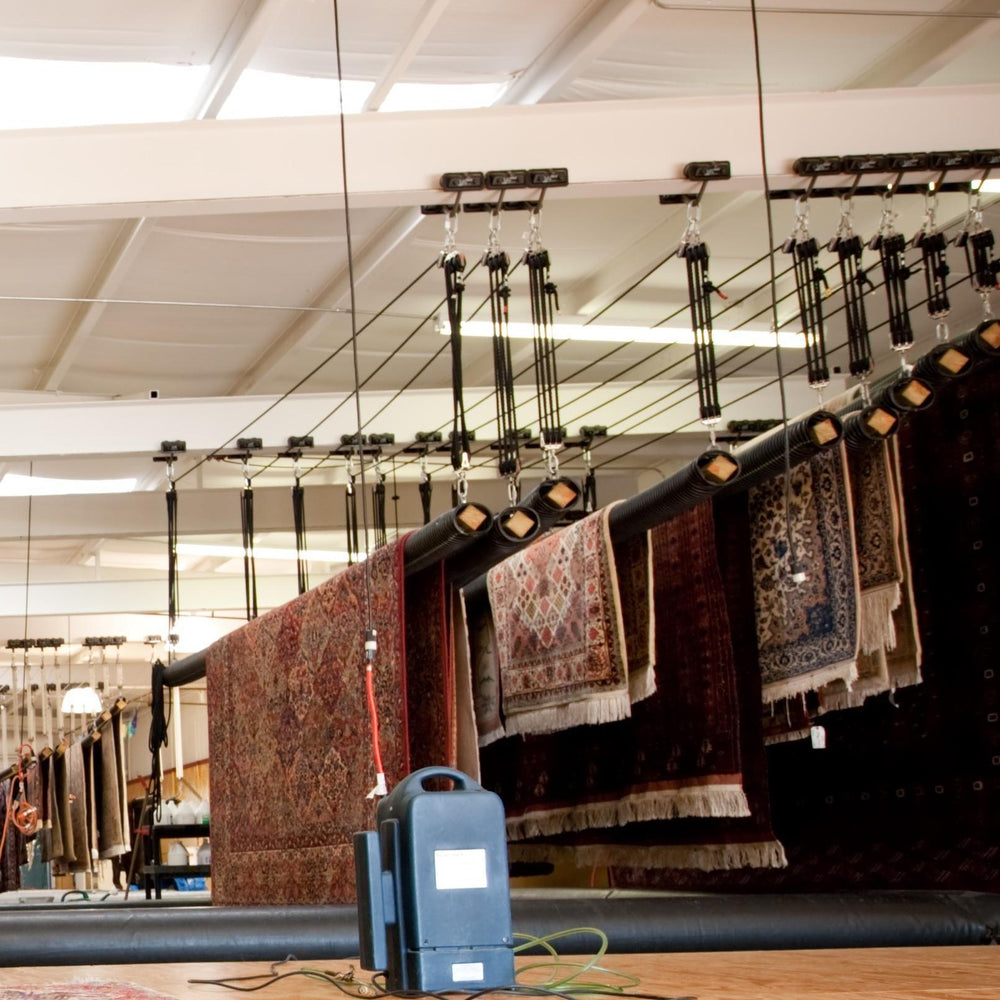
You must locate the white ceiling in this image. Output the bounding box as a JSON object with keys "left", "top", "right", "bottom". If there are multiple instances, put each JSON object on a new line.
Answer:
{"left": 0, "top": 0, "right": 997, "bottom": 672}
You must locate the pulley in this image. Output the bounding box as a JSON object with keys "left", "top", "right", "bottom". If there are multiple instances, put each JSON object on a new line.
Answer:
{"left": 954, "top": 185, "right": 999, "bottom": 320}
{"left": 868, "top": 186, "right": 915, "bottom": 360}
{"left": 828, "top": 194, "right": 875, "bottom": 382}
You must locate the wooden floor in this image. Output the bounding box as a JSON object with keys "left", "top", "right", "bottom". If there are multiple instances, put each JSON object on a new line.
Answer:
{"left": 4, "top": 948, "right": 1000, "bottom": 1000}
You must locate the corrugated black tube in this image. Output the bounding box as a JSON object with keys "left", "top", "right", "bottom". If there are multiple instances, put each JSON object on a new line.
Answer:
{"left": 401, "top": 501, "right": 493, "bottom": 577}
{"left": 447, "top": 506, "right": 543, "bottom": 588}
{"left": 954, "top": 318, "right": 1000, "bottom": 362}
{"left": 520, "top": 477, "right": 581, "bottom": 532}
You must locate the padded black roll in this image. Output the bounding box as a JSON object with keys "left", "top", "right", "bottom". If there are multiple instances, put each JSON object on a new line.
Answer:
{"left": 913, "top": 340, "right": 975, "bottom": 389}
{"left": 402, "top": 500, "right": 493, "bottom": 576}
{"left": 607, "top": 448, "right": 740, "bottom": 543}
{"left": 728, "top": 409, "right": 842, "bottom": 494}
{"left": 447, "top": 505, "right": 543, "bottom": 587}
{"left": 842, "top": 404, "right": 900, "bottom": 452}
{"left": 521, "top": 476, "right": 581, "bottom": 532}
{"left": 955, "top": 318, "right": 1000, "bottom": 361}
{"left": 882, "top": 373, "right": 935, "bottom": 415}
{"left": 6, "top": 893, "right": 1000, "bottom": 966}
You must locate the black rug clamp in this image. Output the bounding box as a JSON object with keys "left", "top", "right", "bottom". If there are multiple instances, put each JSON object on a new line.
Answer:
{"left": 912, "top": 180, "right": 951, "bottom": 341}
{"left": 582, "top": 442, "right": 597, "bottom": 513}
{"left": 372, "top": 452, "right": 388, "bottom": 550}
{"left": 524, "top": 195, "right": 564, "bottom": 479}
{"left": 828, "top": 189, "right": 875, "bottom": 396}
{"left": 868, "top": 182, "right": 915, "bottom": 366}
{"left": 440, "top": 202, "right": 471, "bottom": 501}
{"left": 782, "top": 186, "right": 831, "bottom": 400}
{"left": 954, "top": 180, "right": 999, "bottom": 322}
{"left": 483, "top": 198, "right": 521, "bottom": 504}
{"left": 678, "top": 194, "right": 724, "bottom": 439}
{"left": 239, "top": 453, "right": 258, "bottom": 621}
{"left": 418, "top": 451, "right": 432, "bottom": 525}
{"left": 163, "top": 455, "right": 180, "bottom": 633}
{"left": 345, "top": 453, "right": 359, "bottom": 566}
{"left": 291, "top": 453, "right": 309, "bottom": 596}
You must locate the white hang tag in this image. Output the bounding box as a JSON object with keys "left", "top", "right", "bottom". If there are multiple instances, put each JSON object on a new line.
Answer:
{"left": 810, "top": 725, "right": 827, "bottom": 750}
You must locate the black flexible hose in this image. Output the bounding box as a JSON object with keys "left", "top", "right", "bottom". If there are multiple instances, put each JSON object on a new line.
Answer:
{"left": 401, "top": 501, "right": 493, "bottom": 577}
{"left": 447, "top": 506, "right": 543, "bottom": 588}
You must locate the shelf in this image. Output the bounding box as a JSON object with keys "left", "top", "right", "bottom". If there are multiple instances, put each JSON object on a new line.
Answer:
{"left": 151, "top": 823, "right": 210, "bottom": 838}
{"left": 142, "top": 864, "right": 211, "bottom": 877}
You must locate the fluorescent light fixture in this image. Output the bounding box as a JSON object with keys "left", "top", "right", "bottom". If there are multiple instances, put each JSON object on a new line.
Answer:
{"left": 219, "top": 69, "right": 373, "bottom": 119}
{"left": 379, "top": 81, "right": 509, "bottom": 113}
{"left": 453, "top": 321, "right": 806, "bottom": 350}
{"left": 61, "top": 684, "right": 102, "bottom": 715}
{"left": 177, "top": 542, "right": 361, "bottom": 564}
{"left": 0, "top": 473, "right": 137, "bottom": 497}
{"left": 977, "top": 179, "right": 1000, "bottom": 194}
{"left": 0, "top": 58, "right": 209, "bottom": 130}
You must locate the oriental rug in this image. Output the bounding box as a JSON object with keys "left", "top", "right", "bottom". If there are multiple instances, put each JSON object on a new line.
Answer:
{"left": 405, "top": 560, "right": 455, "bottom": 772}
{"left": 95, "top": 719, "right": 126, "bottom": 858}
{"left": 480, "top": 502, "right": 749, "bottom": 845}
{"left": 486, "top": 506, "right": 630, "bottom": 736}
{"left": 749, "top": 444, "right": 860, "bottom": 704}
{"left": 629, "top": 364, "right": 1000, "bottom": 892}
{"left": 464, "top": 585, "right": 505, "bottom": 747}
{"left": 536, "top": 493, "right": 785, "bottom": 875}
{"left": 0, "top": 986, "right": 177, "bottom": 1000}
{"left": 847, "top": 441, "right": 902, "bottom": 656}
{"left": 207, "top": 539, "right": 408, "bottom": 906}
{"left": 66, "top": 741, "right": 90, "bottom": 873}
{"left": 611, "top": 526, "right": 657, "bottom": 704}
{"left": 452, "top": 588, "right": 481, "bottom": 780}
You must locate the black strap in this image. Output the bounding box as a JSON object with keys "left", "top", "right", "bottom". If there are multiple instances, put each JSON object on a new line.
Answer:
{"left": 372, "top": 465, "right": 387, "bottom": 549}
{"left": 526, "top": 248, "right": 563, "bottom": 446}
{"left": 915, "top": 230, "right": 951, "bottom": 318}
{"left": 681, "top": 241, "right": 722, "bottom": 424}
{"left": 345, "top": 474, "right": 358, "bottom": 566}
{"left": 240, "top": 484, "right": 258, "bottom": 620}
{"left": 959, "top": 228, "right": 1000, "bottom": 294}
{"left": 442, "top": 247, "right": 469, "bottom": 471}
{"left": 784, "top": 235, "right": 830, "bottom": 387}
{"left": 871, "top": 231, "right": 915, "bottom": 352}
{"left": 292, "top": 479, "right": 308, "bottom": 596}
{"left": 165, "top": 478, "right": 179, "bottom": 628}
{"left": 583, "top": 467, "right": 598, "bottom": 513}
{"left": 486, "top": 248, "right": 520, "bottom": 477}
{"left": 418, "top": 472, "right": 432, "bottom": 525}
{"left": 832, "top": 235, "right": 874, "bottom": 378}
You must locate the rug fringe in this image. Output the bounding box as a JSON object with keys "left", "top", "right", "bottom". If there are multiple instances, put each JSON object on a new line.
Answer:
{"left": 763, "top": 656, "right": 858, "bottom": 705}
{"left": 506, "top": 784, "right": 750, "bottom": 841}
{"left": 509, "top": 838, "right": 788, "bottom": 873}
{"left": 476, "top": 724, "right": 506, "bottom": 748}
{"left": 628, "top": 663, "right": 657, "bottom": 704}
{"left": 860, "top": 583, "right": 901, "bottom": 654}
{"left": 504, "top": 689, "right": 632, "bottom": 737}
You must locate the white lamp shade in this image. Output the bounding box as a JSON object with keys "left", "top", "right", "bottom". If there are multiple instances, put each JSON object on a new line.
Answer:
{"left": 61, "top": 684, "right": 102, "bottom": 715}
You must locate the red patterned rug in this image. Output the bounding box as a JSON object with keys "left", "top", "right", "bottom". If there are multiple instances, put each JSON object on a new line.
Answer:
{"left": 207, "top": 539, "right": 409, "bottom": 905}
{"left": 486, "top": 506, "right": 630, "bottom": 736}
{"left": 0, "top": 986, "right": 176, "bottom": 1000}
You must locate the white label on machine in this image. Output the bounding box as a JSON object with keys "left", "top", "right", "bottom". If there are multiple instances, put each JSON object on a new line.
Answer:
{"left": 452, "top": 963, "right": 485, "bottom": 982}
{"left": 434, "top": 848, "right": 488, "bottom": 890}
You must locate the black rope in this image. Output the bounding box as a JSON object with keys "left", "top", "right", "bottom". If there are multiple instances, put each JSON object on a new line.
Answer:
{"left": 582, "top": 466, "right": 597, "bottom": 512}
{"left": 418, "top": 476, "right": 432, "bottom": 524}
{"left": 390, "top": 457, "right": 400, "bottom": 538}
{"left": 292, "top": 476, "right": 309, "bottom": 596}
{"left": 486, "top": 243, "right": 520, "bottom": 478}
{"left": 372, "top": 462, "right": 387, "bottom": 549}
{"left": 148, "top": 659, "right": 169, "bottom": 816}
{"left": 870, "top": 228, "right": 915, "bottom": 352}
{"left": 240, "top": 480, "right": 258, "bottom": 621}
{"left": 783, "top": 223, "right": 830, "bottom": 387}
{"left": 442, "top": 237, "right": 470, "bottom": 472}
{"left": 916, "top": 230, "right": 951, "bottom": 319}
{"left": 345, "top": 473, "right": 359, "bottom": 566}
{"left": 680, "top": 238, "right": 722, "bottom": 424}
{"left": 958, "top": 227, "right": 1000, "bottom": 295}
{"left": 525, "top": 244, "right": 563, "bottom": 447}
{"left": 830, "top": 231, "right": 875, "bottom": 378}
{"left": 165, "top": 475, "right": 179, "bottom": 628}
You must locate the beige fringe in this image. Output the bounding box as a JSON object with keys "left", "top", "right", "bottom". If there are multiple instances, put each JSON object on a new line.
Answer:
{"left": 762, "top": 656, "right": 858, "bottom": 706}
{"left": 504, "top": 689, "right": 632, "bottom": 738}
{"left": 476, "top": 724, "right": 505, "bottom": 748}
{"left": 509, "top": 838, "right": 788, "bottom": 873}
{"left": 507, "top": 783, "right": 750, "bottom": 841}
{"left": 859, "top": 583, "right": 901, "bottom": 655}
{"left": 763, "top": 727, "right": 811, "bottom": 746}
{"left": 628, "top": 663, "right": 657, "bottom": 704}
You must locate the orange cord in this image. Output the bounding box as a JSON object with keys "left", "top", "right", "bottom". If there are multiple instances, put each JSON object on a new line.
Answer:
{"left": 364, "top": 664, "right": 385, "bottom": 779}
{"left": 0, "top": 742, "right": 37, "bottom": 860}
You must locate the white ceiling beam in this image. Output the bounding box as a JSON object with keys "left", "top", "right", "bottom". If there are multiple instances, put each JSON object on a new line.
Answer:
{"left": 0, "top": 86, "right": 994, "bottom": 223}
{"left": 362, "top": 0, "right": 452, "bottom": 112}
{"left": 34, "top": 218, "right": 154, "bottom": 391}
{"left": 502, "top": 0, "right": 650, "bottom": 105}
{"left": 35, "top": 0, "right": 284, "bottom": 393}
{"left": 841, "top": 0, "right": 1000, "bottom": 90}
{"left": 0, "top": 377, "right": 821, "bottom": 462}
{"left": 190, "top": 0, "right": 289, "bottom": 119}
{"left": 226, "top": 206, "right": 426, "bottom": 395}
